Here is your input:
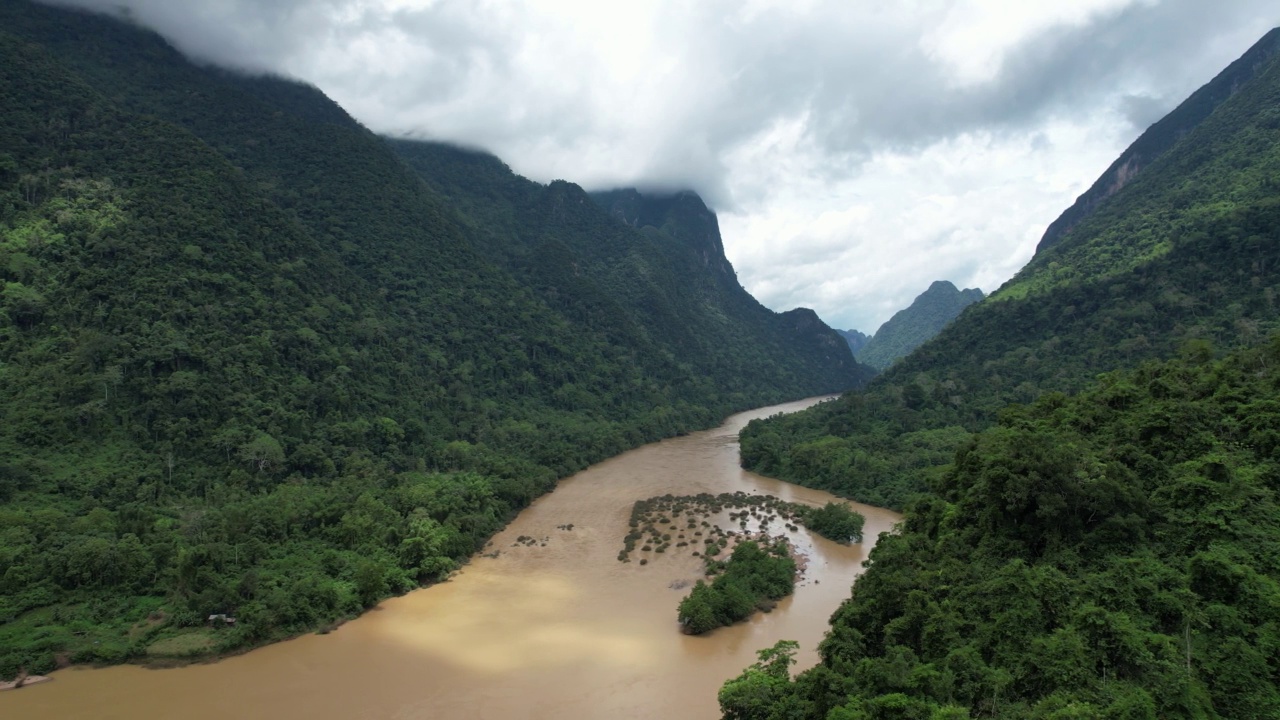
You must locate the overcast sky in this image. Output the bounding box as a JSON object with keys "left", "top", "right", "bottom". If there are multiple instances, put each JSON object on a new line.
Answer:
{"left": 47, "top": 0, "right": 1280, "bottom": 331}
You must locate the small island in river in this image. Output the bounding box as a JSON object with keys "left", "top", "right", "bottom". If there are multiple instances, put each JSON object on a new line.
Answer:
{"left": 615, "top": 490, "right": 866, "bottom": 634}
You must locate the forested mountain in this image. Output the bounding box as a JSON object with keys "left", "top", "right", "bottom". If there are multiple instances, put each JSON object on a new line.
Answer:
{"left": 724, "top": 343, "right": 1280, "bottom": 718}
{"left": 1036, "top": 27, "right": 1280, "bottom": 253}
{"left": 854, "top": 281, "right": 984, "bottom": 370}
{"left": 740, "top": 28, "right": 1280, "bottom": 509}
{"left": 386, "top": 143, "right": 869, "bottom": 398}
{"left": 0, "top": 0, "right": 865, "bottom": 676}
{"left": 837, "top": 329, "right": 870, "bottom": 355}
{"left": 725, "top": 27, "right": 1280, "bottom": 719}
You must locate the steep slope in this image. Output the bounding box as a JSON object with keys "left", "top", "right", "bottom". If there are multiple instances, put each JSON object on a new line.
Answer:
{"left": 388, "top": 142, "right": 872, "bottom": 400}
{"left": 0, "top": 0, "right": 861, "bottom": 677}
{"left": 740, "top": 28, "right": 1280, "bottom": 509}
{"left": 724, "top": 28, "right": 1280, "bottom": 718}
{"left": 855, "top": 280, "right": 984, "bottom": 370}
{"left": 1037, "top": 26, "right": 1280, "bottom": 253}
{"left": 837, "top": 329, "right": 870, "bottom": 355}
{"left": 724, "top": 343, "right": 1280, "bottom": 718}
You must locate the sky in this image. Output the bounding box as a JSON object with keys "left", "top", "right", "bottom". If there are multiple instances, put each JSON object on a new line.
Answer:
{"left": 46, "top": 0, "right": 1280, "bottom": 332}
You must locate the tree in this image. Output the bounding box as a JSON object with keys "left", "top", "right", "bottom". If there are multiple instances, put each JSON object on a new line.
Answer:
{"left": 354, "top": 559, "right": 388, "bottom": 608}
{"left": 804, "top": 502, "right": 865, "bottom": 544}
{"left": 238, "top": 433, "right": 285, "bottom": 473}
{"left": 719, "top": 641, "right": 801, "bottom": 720}
{"left": 678, "top": 581, "right": 719, "bottom": 635}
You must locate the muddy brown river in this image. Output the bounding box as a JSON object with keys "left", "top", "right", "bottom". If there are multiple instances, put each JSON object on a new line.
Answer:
{"left": 1, "top": 397, "right": 900, "bottom": 720}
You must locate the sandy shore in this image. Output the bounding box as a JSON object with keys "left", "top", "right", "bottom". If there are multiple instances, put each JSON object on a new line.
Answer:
{"left": 0, "top": 675, "right": 52, "bottom": 691}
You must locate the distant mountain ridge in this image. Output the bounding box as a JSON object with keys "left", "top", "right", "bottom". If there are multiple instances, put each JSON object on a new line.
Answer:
{"left": 386, "top": 141, "right": 872, "bottom": 395}
{"left": 742, "top": 24, "right": 1280, "bottom": 509}
{"left": 854, "top": 280, "right": 984, "bottom": 370}
{"left": 837, "top": 329, "right": 870, "bottom": 355}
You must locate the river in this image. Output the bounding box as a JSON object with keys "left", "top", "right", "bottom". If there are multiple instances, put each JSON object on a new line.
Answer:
{"left": 1, "top": 397, "right": 900, "bottom": 720}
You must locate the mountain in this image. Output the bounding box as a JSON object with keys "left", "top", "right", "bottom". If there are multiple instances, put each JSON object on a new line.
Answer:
{"left": 382, "top": 143, "right": 870, "bottom": 397}
{"left": 854, "top": 280, "right": 984, "bottom": 370}
{"left": 725, "top": 27, "right": 1280, "bottom": 718}
{"left": 837, "top": 329, "right": 870, "bottom": 355}
{"left": 740, "top": 26, "right": 1280, "bottom": 509}
{"left": 725, "top": 343, "right": 1280, "bottom": 718}
{"left": 0, "top": 0, "right": 865, "bottom": 676}
{"left": 1036, "top": 27, "right": 1280, "bottom": 253}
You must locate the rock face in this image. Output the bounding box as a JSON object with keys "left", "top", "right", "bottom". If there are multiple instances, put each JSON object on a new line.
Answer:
{"left": 855, "top": 281, "right": 984, "bottom": 370}
{"left": 1036, "top": 27, "right": 1280, "bottom": 254}
{"left": 590, "top": 189, "right": 733, "bottom": 278}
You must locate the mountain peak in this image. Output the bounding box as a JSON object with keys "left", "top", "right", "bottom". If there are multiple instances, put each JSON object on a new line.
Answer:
{"left": 855, "top": 280, "right": 984, "bottom": 369}
{"left": 590, "top": 188, "right": 729, "bottom": 276}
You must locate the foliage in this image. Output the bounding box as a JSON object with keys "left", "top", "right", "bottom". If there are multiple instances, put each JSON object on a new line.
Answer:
{"left": 618, "top": 492, "right": 864, "bottom": 562}
{"left": 723, "top": 342, "right": 1280, "bottom": 718}
{"left": 0, "top": 0, "right": 867, "bottom": 677}
{"left": 856, "top": 281, "right": 984, "bottom": 370}
{"left": 801, "top": 502, "right": 864, "bottom": 544}
{"left": 719, "top": 641, "right": 804, "bottom": 720}
{"left": 678, "top": 540, "right": 796, "bottom": 635}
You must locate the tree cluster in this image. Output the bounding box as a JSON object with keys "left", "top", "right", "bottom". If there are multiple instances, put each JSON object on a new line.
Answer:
{"left": 678, "top": 540, "right": 796, "bottom": 635}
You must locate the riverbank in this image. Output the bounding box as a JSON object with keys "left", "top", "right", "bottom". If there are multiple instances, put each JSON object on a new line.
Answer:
{"left": 0, "top": 396, "right": 899, "bottom": 720}
{"left": 0, "top": 674, "right": 51, "bottom": 692}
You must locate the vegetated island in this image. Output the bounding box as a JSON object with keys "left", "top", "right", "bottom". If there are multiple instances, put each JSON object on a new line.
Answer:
{"left": 678, "top": 538, "right": 796, "bottom": 635}
{"left": 617, "top": 492, "right": 865, "bottom": 565}
{"left": 613, "top": 491, "right": 865, "bottom": 634}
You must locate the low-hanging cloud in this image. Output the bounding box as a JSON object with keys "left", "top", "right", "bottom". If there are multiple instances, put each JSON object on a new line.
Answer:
{"left": 39, "top": 0, "right": 1280, "bottom": 330}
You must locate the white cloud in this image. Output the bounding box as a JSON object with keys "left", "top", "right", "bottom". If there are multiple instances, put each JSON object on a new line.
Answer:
{"left": 43, "top": 0, "right": 1280, "bottom": 330}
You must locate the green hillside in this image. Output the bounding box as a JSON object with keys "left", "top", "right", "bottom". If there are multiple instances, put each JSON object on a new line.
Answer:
{"left": 724, "top": 342, "right": 1280, "bottom": 718}
{"left": 1037, "top": 27, "right": 1280, "bottom": 253}
{"left": 725, "top": 26, "right": 1280, "bottom": 719}
{"left": 387, "top": 143, "right": 870, "bottom": 399}
{"left": 0, "top": 0, "right": 863, "bottom": 677}
{"left": 740, "top": 30, "right": 1280, "bottom": 509}
{"left": 855, "top": 281, "right": 984, "bottom": 370}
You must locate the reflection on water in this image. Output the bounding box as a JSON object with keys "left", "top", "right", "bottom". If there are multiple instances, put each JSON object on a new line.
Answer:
{"left": 0, "top": 397, "right": 901, "bottom": 720}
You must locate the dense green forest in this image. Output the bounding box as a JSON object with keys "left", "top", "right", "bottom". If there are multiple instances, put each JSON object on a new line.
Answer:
{"left": 741, "top": 34, "right": 1280, "bottom": 510}
{"left": 0, "top": 0, "right": 867, "bottom": 677}
{"left": 855, "top": 281, "right": 984, "bottom": 370}
{"left": 722, "top": 340, "right": 1280, "bottom": 718}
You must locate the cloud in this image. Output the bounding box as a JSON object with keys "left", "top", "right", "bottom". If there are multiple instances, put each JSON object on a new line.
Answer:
{"left": 39, "top": 0, "right": 1280, "bottom": 330}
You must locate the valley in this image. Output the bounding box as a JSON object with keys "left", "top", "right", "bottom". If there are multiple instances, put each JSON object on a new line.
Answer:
{"left": 2, "top": 1, "right": 1280, "bottom": 717}
{"left": 0, "top": 398, "right": 900, "bottom": 720}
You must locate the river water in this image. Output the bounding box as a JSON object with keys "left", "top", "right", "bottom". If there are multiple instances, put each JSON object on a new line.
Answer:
{"left": 2, "top": 397, "right": 900, "bottom": 720}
